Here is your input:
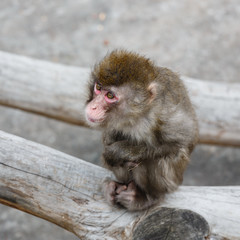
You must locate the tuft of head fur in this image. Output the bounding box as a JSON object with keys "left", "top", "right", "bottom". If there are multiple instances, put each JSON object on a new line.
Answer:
{"left": 92, "top": 49, "right": 158, "bottom": 87}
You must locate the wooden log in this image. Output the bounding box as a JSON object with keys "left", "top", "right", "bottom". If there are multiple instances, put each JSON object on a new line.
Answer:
{"left": 182, "top": 76, "right": 240, "bottom": 147}
{"left": 0, "top": 130, "right": 239, "bottom": 239}
{"left": 0, "top": 51, "right": 89, "bottom": 126}
{"left": 0, "top": 51, "right": 240, "bottom": 147}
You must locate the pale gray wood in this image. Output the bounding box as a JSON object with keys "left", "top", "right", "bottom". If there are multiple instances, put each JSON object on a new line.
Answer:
{"left": 163, "top": 186, "right": 240, "bottom": 239}
{"left": 0, "top": 51, "right": 240, "bottom": 146}
{"left": 0, "top": 130, "right": 138, "bottom": 240}
{"left": 183, "top": 76, "right": 240, "bottom": 147}
{"left": 0, "top": 130, "right": 239, "bottom": 239}
{"left": 0, "top": 51, "right": 90, "bottom": 126}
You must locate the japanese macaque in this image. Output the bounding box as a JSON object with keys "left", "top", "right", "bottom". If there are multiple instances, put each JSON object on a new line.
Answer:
{"left": 85, "top": 50, "right": 198, "bottom": 211}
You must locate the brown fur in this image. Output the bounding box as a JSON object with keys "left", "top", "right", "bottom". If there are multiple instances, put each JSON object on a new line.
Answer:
{"left": 86, "top": 49, "right": 198, "bottom": 211}
{"left": 92, "top": 49, "right": 158, "bottom": 87}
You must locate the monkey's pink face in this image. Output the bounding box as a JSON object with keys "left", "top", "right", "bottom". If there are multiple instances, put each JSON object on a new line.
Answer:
{"left": 85, "top": 83, "right": 119, "bottom": 125}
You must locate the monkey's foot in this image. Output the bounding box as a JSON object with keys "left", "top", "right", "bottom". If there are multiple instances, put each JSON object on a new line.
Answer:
{"left": 103, "top": 179, "right": 127, "bottom": 205}
{"left": 115, "top": 181, "right": 150, "bottom": 211}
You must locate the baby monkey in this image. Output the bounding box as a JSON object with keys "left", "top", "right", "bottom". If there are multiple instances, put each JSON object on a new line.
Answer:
{"left": 85, "top": 50, "right": 198, "bottom": 211}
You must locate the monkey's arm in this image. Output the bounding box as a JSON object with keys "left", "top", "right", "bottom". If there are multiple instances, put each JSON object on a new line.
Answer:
{"left": 109, "top": 146, "right": 190, "bottom": 211}
{"left": 103, "top": 140, "right": 148, "bottom": 167}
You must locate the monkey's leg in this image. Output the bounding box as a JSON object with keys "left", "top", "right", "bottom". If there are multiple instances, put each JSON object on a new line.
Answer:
{"left": 115, "top": 181, "right": 158, "bottom": 211}
{"left": 102, "top": 178, "right": 127, "bottom": 206}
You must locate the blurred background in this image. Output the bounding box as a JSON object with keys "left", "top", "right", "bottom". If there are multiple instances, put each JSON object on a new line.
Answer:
{"left": 0, "top": 0, "right": 239, "bottom": 239}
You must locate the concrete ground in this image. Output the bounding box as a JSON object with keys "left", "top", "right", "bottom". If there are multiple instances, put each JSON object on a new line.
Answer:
{"left": 0, "top": 0, "right": 239, "bottom": 239}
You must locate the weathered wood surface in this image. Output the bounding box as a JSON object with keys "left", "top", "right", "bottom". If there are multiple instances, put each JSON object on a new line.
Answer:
{"left": 0, "top": 51, "right": 240, "bottom": 146}
{"left": 0, "top": 130, "right": 239, "bottom": 239}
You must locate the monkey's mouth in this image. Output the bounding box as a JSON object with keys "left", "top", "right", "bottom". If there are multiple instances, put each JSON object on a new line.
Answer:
{"left": 87, "top": 117, "right": 104, "bottom": 123}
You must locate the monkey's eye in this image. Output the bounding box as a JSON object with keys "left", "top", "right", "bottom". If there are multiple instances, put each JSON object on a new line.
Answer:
{"left": 94, "top": 83, "right": 102, "bottom": 94}
{"left": 105, "top": 91, "right": 118, "bottom": 103}
{"left": 96, "top": 83, "right": 101, "bottom": 90}
{"left": 106, "top": 92, "right": 114, "bottom": 99}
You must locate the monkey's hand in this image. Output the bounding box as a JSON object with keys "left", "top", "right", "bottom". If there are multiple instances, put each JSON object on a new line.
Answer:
{"left": 102, "top": 178, "right": 127, "bottom": 206}
{"left": 115, "top": 181, "right": 155, "bottom": 211}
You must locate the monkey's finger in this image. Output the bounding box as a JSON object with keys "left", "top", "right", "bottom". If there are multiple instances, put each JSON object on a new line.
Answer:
{"left": 116, "top": 184, "right": 127, "bottom": 194}
{"left": 108, "top": 181, "right": 117, "bottom": 192}
{"left": 115, "top": 190, "right": 136, "bottom": 208}
{"left": 127, "top": 181, "right": 137, "bottom": 191}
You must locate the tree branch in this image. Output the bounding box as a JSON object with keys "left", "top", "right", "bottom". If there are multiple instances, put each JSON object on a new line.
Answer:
{"left": 0, "top": 130, "right": 239, "bottom": 239}
{"left": 0, "top": 51, "right": 239, "bottom": 146}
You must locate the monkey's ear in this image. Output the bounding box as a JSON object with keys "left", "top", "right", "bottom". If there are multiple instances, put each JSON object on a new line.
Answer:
{"left": 147, "top": 82, "right": 158, "bottom": 103}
